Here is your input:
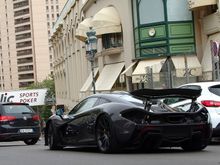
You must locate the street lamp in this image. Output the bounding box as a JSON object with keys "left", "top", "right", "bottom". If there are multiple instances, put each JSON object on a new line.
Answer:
{"left": 85, "top": 27, "right": 97, "bottom": 94}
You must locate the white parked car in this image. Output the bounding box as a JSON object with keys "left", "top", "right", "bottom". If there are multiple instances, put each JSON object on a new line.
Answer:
{"left": 178, "top": 82, "right": 220, "bottom": 137}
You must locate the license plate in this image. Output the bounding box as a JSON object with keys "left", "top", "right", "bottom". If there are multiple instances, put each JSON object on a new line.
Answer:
{"left": 163, "top": 126, "right": 190, "bottom": 137}
{"left": 19, "top": 129, "right": 33, "bottom": 133}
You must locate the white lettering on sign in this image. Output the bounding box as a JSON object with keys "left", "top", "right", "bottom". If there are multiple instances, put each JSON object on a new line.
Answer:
{"left": 0, "top": 89, "right": 47, "bottom": 106}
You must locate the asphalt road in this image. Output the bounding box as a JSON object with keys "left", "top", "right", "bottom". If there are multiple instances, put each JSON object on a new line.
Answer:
{"left": 0, "top": 140, "right": 220, "bottom": 165}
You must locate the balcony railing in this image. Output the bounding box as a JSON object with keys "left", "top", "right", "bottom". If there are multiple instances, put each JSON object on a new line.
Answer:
{"left": 19, "top": 81, "right": 34, "bottom": 88}
{"left": 18, "top": 65, "right": 33, "bottom": 72}
{"left": 16, "top": 41, "right": 32, "bottom": 48}
{"left": 188, "top": 0, "right": 217, "bottom": 10}
{"left": 13, "top": 0, "right": 29, "bottom": 9}
{"left": 18, "top": 73, "right": 34, "bottom": 80}
{"left": 17, "top": 49, "right": 32, "bottom": 56}
{"left": 17, "top": 57, "right": 33, "bottom": 64}
{"left": 16, "top": 33, "right": 31, "bottom": 40}
{"left": 15, "top": 25, "right": 31, "bottom": 32}
{"left": 14, "top": 8, "right": 29, "bottom": 17}
{"left": 15, "top": 17, "right": 30, "bottom": 25}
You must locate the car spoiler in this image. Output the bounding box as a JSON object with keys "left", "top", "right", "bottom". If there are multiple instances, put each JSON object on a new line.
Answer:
{"left": 130, "top": 88, "right": 201, "bottom": 100}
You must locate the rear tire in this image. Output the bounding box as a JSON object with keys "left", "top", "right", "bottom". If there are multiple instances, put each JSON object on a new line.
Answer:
{"left": 47, "top": 123, "right": 62, "bottom": 150}
{"left": 96, "top": 115, "right": 119, "bottom": 153}
{"left": 24, "top": 138, "right": 39, "bottom": 145}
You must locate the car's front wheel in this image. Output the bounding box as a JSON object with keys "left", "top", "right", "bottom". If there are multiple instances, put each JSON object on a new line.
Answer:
{"left": 47, "top": 123, "right": 62, "bottom": 150}
{"left": 24, "top": 138, "right": 39, "bottom": 145}
{"left": 96, "top": 115, "right": 119, "bottom": 153}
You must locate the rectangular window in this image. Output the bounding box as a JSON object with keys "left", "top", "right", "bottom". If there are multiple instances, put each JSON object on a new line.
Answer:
{"left": 167, "top": 0, "right": 192, "bottom": 21}
{"left": 139, "top": 0, "right": 164, "bottom": 24}
{"left": 102, "top": 33, "right": 123, "bottom": 49}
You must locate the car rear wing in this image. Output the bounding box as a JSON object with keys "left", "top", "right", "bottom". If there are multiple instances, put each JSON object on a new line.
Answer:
{"left": 130, "top": 88, "right": 201, "bottom": 111}
{"left": 130, "top": 88, "right": 201, "bottom": 100}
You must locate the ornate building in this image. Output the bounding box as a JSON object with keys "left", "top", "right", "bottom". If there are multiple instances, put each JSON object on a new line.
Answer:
{"left": 51, "top": 0, "right": 220, "bottom": 108}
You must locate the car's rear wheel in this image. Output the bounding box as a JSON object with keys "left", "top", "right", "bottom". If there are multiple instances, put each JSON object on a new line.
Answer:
{"left": 48, "top": 123, "right": 62, "bottom": 150}
{"left": 24, "top": 138, "right": 39, "bottom": 145}
{"left": 96, "top": 115, "right": 119, "bottom": 153}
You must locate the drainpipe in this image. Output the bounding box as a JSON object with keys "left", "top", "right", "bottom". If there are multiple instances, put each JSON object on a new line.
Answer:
{"left": 218, "top": 0, "right": 220, "bottom": 12}
{"left": 184, "top": 55, "right": 189, "bottom": 83}
{"left": 167, "top": 56, "right": 172, "bottom": 88}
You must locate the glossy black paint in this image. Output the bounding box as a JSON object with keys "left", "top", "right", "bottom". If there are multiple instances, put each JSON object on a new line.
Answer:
{"left": 0, "top": 103, "right": 41, "bottom": 144}
{"left": 44, "top": 91, "right": 212, "bottom": 152}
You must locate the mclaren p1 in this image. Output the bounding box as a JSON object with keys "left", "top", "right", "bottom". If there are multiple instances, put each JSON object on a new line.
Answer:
{"left": 44, "top": 88, "right": 212, "bottom": 153}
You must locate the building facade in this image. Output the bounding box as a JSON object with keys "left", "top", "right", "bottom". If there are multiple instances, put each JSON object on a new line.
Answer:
{"left": 189, "top": 0, "right": 220, "bottom": 81}
{"left": 0, "top": 0, "right": 66, "bottom": 90}
{"left": 51, "top": 0, "right": 219, "bottom": 109}
{"left": 131, "top": 0, "right": 202, "bottom": 89}
{"left": 51, "top": 0, "right": 134, "bottom": 108}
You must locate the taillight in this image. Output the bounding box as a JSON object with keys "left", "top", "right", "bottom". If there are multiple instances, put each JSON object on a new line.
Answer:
{"left": 201, "top": 100, "right": 220, "bottom": 107}
{"left": 0, "top": 116, "right": 16, "bottom": 122}
{"left": 32, "top": 115, "right": 40, "bottom": 121}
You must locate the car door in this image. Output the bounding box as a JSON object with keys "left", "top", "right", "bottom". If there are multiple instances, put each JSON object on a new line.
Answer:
{"left": 63, "top": 97, "right": 99, "bottom": 145}
{"left": 82, "top": 97, "right": 112, "bottom": 144}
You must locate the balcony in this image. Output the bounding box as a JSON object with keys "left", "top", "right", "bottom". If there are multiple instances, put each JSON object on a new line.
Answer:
{"left": 15, "top": 25, "right": 31, "bottom": 33}
{"left": 188, "top": 0, "right": 216, "bottom": 10}
{"left": 17, "top": 57, "right": 33, "bottom": 64}
{"left": 14, "top": 17, "right": 30, "bottom": 25}
{"left": 16, "top": 41, "right": 32, "bottom": 48}
{"left": 18, "top": 73, "right": 34, "bottom": 80}
{"left": 13, "top": 0, "right": 29, "bottom": 9}
{"left": 14, "top": 8, "right": 29, "bottom": 17}
{"left": 16, "top": 33, "right": 31, "bottom": 41}
{"left": 18, "top": 65, "right": 33, "bottom": 72}
{"left": 17, "top": 49, "right": 32, "bottom": 56}
{"left": 19, "top": 81, "right": 34, "bottom": 88}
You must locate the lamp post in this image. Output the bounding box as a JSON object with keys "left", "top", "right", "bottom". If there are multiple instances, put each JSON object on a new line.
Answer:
{"left": 85, "top": 27, "right": 97, "bottom": 94}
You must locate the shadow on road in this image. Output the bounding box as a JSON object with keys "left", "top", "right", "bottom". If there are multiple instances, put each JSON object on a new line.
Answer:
{"left": 0, "top": 141, "right": 42, "bottom": 148}
{"left": 44, "top": 146, "right": 211, "bottom": 155}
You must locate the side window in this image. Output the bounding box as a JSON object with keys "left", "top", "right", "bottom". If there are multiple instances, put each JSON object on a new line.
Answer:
{"left": 96, "top": 98, "right": 110, "bottom": 106}
{"left": 69, "top": 97, "right": 98, "bottom": 115}
{"left": 209, "top": 85, "right": 220, "bottom": 96}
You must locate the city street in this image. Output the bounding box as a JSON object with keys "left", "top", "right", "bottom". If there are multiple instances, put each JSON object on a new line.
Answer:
{"left": 0, "top": 140, "right": 220, "bottom": 165}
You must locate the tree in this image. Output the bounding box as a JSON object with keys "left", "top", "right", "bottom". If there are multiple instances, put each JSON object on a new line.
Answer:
{"left": 26, "top": 74, "right": 55, "bottom": 102}
{"left": 26, "top": 75, "right": 55, "bottom": 122}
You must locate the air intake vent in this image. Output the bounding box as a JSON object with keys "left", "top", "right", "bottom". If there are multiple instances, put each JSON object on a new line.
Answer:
{"left": 141, "top": 47, "right": 167, "bottom": 55}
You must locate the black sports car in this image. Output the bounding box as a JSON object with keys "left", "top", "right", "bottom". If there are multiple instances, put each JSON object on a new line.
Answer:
{"left": 44, "top": 88, "right": 212, "bottom": 153}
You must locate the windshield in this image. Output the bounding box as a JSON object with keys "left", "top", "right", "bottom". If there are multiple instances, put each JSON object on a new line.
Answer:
{"left": 3, "top": 105, "right": 33, "bottom": 114}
